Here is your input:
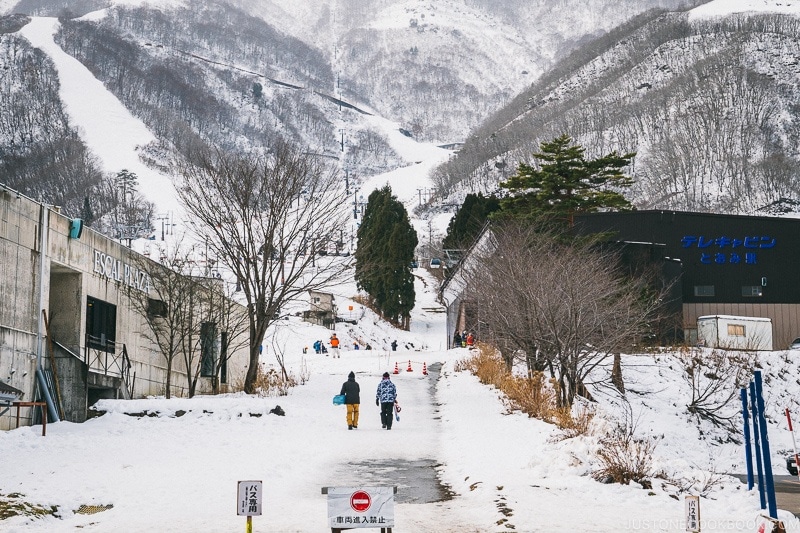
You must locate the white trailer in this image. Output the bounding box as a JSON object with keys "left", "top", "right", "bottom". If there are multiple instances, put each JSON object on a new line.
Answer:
{"left": 697, "top": 315, "right": 773, "bottom": 351}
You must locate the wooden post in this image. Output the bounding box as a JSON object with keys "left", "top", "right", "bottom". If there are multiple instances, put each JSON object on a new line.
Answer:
{"left": 14, "top": 402, "right": 47, "bottom": 436}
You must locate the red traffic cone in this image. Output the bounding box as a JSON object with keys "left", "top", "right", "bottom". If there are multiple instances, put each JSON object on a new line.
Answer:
{"left": 406, "top": 360, "right": 413, "bottom": 372}
{"left": 393, "top": 362, "right": 399, "bottom": 375}
{"left": 422, "top": 362, "right": 428, "bottom": 375}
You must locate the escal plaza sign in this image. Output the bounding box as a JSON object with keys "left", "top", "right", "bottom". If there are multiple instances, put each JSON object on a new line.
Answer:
{"left": 92, "top": 249, "right": 150, "bottom": 292}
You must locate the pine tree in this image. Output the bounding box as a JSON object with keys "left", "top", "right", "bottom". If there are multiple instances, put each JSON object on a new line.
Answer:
{"left": 81, "top": 196, "right": 95, "bottom": 226}
{"left": 498, "top": 134, "right": 635, "bottom": 224}
{"left": 355, "top": 186, "right": 418, "bottom": 329}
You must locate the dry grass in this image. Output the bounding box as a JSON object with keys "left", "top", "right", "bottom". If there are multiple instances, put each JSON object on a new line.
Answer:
{"left": 455, "top": 345, "right": 593, "bottom": 435}
{"left": 231, "top": 366, "right": 301, "bottom": 397}
{"left": 254, "top": 367, "right": 298, "bottom": 396}
{"left": 592, "top": 408, "right": 657, "bottom": 488}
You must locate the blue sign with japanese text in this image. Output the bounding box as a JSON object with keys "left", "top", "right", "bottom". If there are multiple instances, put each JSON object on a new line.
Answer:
{"left": 681, "top": 235, "right": 775, "bottom": 265}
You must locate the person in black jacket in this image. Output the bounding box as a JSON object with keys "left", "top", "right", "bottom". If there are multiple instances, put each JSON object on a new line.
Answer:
{"left": 340, "top": 371, "right": 360, "bottom": 430}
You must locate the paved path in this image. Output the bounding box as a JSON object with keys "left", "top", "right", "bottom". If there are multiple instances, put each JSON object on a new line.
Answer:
{"left": 332, "top": 362, "right": 452, "bottom": 504}
{"left": 737, "top": 474, "right": 800, "bottom": 518}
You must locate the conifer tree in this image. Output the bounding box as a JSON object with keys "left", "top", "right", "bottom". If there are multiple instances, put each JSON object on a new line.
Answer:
{"left": 498, "top": 134, "right": 635, "bottom": 224}
{"left": 442, "top": 192, "right": 500, "bottom": 250}
{"left": 355, "top": 186, "right": 418, "bottom": 329}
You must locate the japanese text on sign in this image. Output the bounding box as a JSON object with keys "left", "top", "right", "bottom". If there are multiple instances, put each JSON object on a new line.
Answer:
{"left": 681, "top": 235, "right": 775, "bottom": 266}
{"left": 685, "top": 495, "right": 700, "bottom": 532}
{"left": 326, "top": 487, "right": 394, "bottom": 529}
{"left": 237, "top": 480, "right": 262, "bottom": 517}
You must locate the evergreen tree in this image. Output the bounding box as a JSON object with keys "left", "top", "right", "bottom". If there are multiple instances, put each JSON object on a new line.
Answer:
{"left": 498, "top": 134, "right": 635, "bottom": 224}
{"left": 355, "top": 186, "right": 418, "bottom": 329}
{"left": 81, "top": 196, "right": 95, "bottom": 226}
{"left": 442, "top": 192, "right": 500, "bottom": 250}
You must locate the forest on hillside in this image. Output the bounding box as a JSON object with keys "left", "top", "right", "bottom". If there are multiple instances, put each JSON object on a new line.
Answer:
{"left": 433, "top": 12, "right": 800, "bottom": 215}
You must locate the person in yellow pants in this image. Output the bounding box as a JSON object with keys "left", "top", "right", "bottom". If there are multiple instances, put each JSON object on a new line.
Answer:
{"left": 340, "top": 371, "right": 360, "bottom": 430}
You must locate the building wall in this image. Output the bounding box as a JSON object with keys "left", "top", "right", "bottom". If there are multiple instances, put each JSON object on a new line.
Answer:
{"left": 684, "top": 302, "right": 800, "bottom": 350}
{"left": 574, "top": 211, "right": 800, "bottom": 350}
{"left": 0, "top": 190, "right": 250, "bottom": 429}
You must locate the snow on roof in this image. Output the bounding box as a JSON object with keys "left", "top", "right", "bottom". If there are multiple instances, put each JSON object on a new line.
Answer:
{"left": 698, "top": 314, "right": 772, "bottom": 322}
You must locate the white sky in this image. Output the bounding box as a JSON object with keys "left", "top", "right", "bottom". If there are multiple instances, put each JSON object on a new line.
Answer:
{"left": 4, "top": 3, "right": 800, "bottom": 531}
{"left": 690, "top": 0, "right": 800, "bottom": 20}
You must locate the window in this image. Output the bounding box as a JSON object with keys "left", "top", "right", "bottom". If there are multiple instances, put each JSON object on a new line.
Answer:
{"left": 220, "top": 332, "right": 228, "bottom": 384}
{"left": 200, "top": 322, "right": 218, "bottom": 378}
{"left": 694, "top": 285, "right": 715, "bottom": 297}
{"left": 742, "top": 286, "right": 763, "bottom": 297}
{"left": 86, "top": 296, "right": 117, "bottom": 353}
{"left": 147, "top": 298, "right": 167, "bottom": 317}
{"left": 728, "top": 324, "right": 746, "bottom": 337}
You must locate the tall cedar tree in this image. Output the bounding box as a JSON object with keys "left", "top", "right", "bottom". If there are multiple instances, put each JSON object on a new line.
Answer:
{"left": 355, "top": 186, "right": 418, "bottom": 329}
{"left": 498, "top": 134, "right": 635, "bottom": 224}
{"left": 442, "top": 192, "right": 501, "bottom": 250}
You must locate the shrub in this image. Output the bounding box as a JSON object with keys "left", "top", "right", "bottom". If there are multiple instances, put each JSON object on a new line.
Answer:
{"left": 456, "top": 345, "right": 593, "bottom": 435}
{"left": 593, "top": 416, "right": 657, "bottom": 487}
{"left": 253, "top": 366, "right": 298, "bottom": 397}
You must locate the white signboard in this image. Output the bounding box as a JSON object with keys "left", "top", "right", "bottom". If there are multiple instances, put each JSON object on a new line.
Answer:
{"left": 685, "top": 495, "right": 700, "bottom": 532}
{"left": 327, "top": 486, "right": 394, "bottom": 528}
{"left": 237, "top": 480, "right": 263, "bottom": 516}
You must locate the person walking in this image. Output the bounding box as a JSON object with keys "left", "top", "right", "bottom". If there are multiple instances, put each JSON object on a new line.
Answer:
{"left": 376, "top": 372, "right": 397, "bottom": 430}
{"left": 330, "top": 333, "right": 340, "bottom": 358}
{"left": 452, "top": 331, "right": 461, "bottom": 348}
{"left": 340, "top": 371, "right": 360, "bottom": 430}
{"left": 391, "top": 340, "right": 398, "bottom": 351}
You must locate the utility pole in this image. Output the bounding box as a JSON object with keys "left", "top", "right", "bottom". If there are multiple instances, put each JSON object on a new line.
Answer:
{"left": 428, "top": 219, "right": 433, "bottom": 248}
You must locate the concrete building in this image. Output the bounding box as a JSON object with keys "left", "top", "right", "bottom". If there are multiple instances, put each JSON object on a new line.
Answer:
{"left": 0, "top": 187, "right": 249, "bottom": 430}
{"left": 302, "top": 290, "right": 337, "bottom": 329}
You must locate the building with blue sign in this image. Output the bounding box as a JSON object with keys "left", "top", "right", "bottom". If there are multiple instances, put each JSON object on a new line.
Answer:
{"left": 572, "top": 210, "right": 800, "bottom": 349}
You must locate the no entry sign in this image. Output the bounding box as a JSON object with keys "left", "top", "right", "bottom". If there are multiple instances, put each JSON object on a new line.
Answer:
{"left": 350, "top": 490, "right": 371, "bottom": 512}
{"left": 326, "top": 486, "right": 394, "bottom": 528}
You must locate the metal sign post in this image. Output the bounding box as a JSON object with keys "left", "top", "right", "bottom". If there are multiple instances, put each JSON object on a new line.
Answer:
{"left": 237, "top": 480, "right": 263, "bottom": 533}
{"left": 785, "top": 409, "right": 800, "bottom": 481}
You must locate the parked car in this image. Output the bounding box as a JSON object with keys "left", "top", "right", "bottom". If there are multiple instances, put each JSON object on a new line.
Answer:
{"left": 787, "top": 454, "right": 798, "bottom": 476}
{"left": 790, "top": 338, "right": 800, "bottom": 350}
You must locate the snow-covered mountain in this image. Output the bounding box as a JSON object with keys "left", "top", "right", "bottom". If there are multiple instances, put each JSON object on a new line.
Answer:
{"left": 0, "top": 0, "right": 697, "bottom": 184}
{"left": 436, "top": 0, "right": 800, "bottom": 215}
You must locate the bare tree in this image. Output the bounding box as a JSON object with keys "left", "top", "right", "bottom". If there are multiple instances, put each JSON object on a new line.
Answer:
{"left": 677, "top": 347, "right": 755, "bottom": 432}
{"left": 128, "top": 245, "right": 201, "bottom": 398}
{"left": 463, "top": 222, "right": 664, "bottom": 407}
{"left": 174, "top": 140, "right": 351, "bottom": 393}
{"left": 201, "top": 276, "right": 249, "bottom": 394}
{"left": 130, "top": 243, "right": 250, "bottom": 397}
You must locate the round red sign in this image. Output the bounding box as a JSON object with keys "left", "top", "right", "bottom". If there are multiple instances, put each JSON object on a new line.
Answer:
{"left": 350, "top": 490, "right": 371, "bottom": 512}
